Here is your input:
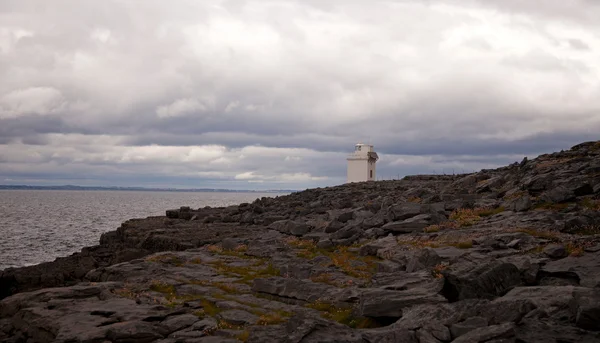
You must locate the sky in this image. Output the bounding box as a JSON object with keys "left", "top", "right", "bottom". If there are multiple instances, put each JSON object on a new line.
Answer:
{"left": 1, "top": 0, "right": 599, "bottom": 190}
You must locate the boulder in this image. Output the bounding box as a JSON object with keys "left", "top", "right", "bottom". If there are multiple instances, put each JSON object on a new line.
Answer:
{"left": 543, "top": 244, "right": 567, "bottom": 258}
{"left": 387, "top": 203, "right": 422, "bottom": 221}
{"left": 542, "top": 186, "right": 576, "bottom": 203}
{"left": 382, "top": 214, "right": 432, "bottom": 234}
{"left": 358, "top": 288, "right": 446, "bottom": 318}
{"left": 268, "top": 220, "right": 310, "bottom": 236}
{"left": 450, "top": 316, "right": 488, "bottom": 338}
{"left": 441, "top": 261, "right": 521, "bottom": 301}
{"left": 452, "top": 323, "right": 515, "bottom": 343}
{"left": 541, "top": 252, "right": 600, "bottom": 288}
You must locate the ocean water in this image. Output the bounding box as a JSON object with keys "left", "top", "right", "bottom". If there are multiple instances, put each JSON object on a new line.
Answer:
{"left": 0, "top": 190, "right": 285, "bottom": 271}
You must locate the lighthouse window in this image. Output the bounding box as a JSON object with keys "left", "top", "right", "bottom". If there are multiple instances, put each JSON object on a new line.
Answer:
{"left": 356, "top": 146, "right": 361, "bottom": 151}
{"left": 370, "top": 170, "right": 373, "bottom": 178}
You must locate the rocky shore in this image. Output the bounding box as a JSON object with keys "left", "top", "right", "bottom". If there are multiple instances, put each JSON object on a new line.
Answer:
{"left": 2, "top": 141, "right": 600, "bottom": 342}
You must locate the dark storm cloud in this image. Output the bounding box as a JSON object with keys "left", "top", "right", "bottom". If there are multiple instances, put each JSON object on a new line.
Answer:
{"left": 0, "top": 0, "right": 599, "bottom": 188}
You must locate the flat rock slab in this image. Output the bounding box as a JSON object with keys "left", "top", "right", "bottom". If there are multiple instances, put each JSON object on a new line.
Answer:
{"left": 217, "top": 309, "right": 259, "bottom": 326}
{"left": 541, "top": 252, "right": 600, "bottom": 288}
{"left": 358, "top": 288, "right": 446, "bottom": 318}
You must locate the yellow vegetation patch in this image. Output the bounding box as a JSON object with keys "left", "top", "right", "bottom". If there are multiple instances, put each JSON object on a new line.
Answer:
{"left": 407, "top": 196, "right": 422, "bottom": 203}
{"left": 285, "top": 238, "right": 379, "bottom": 280}
{"left": 449, "top": 208, "right": 482, "bottom": 227}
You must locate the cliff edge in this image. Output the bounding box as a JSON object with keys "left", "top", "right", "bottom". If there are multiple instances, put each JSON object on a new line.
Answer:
{"left": 2, "top": 141, "right": 600, "bottom": 342}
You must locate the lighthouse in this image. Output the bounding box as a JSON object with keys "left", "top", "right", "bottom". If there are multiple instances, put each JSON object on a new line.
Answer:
{"left": 347, "top": 143, "right": 378, "bottom": 183}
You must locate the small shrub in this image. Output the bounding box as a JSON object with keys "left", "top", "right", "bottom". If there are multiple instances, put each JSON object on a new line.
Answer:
{"left": 455, "top": 241, "right": 473, "bottom": 249}
{"left": 407, "top": 196, "right": 422, "bottom": 203}
{"left": 431, "top": 263, "right": 448, "bottom": 278}
{"left": 206, "top": 245, "right": 223, "bottom": 253}
{"left": 423, "top": 225, "right": 441, "bottom": 233}
{"left": 189, "top": 257, "right": 203, "bottom": 264}
{"left": 236, "top": 330, "right": 250, "bottom": 342}
{"left": 566, "top": 243, "right": 585, "bottom": 257}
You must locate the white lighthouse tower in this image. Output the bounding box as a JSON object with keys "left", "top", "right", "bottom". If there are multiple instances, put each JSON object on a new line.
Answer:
{"left": 347, "top": 143, "right": 379, "bottom": 183}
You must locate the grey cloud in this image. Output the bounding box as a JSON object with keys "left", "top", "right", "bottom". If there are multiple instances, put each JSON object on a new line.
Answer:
{"left": 567, "top": 39, "right": 590, "bottom": 51}
{"left": 0, "top": 0, "right": 599, "bottom": 188}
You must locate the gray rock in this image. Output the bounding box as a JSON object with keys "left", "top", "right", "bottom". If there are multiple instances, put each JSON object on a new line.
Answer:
{"left": 159, "top": 314, "right": 199, "bottom": 335}
{"left": 106, "top": 321, "right": 164, "bottom": 343}
{"left": 359, "top": 235, "right": 397, "bottom": 256}
{"left": 442, "top": 261, "right": 521, "bottom": 301}
{"left": 405, "top": 248, "right": 442, "bottom": 273}
{"left": 268, "top": 220, "right": 310, "bottom": 236}
{"left": 387, "top": 203, "right": 422, "bottom": 221}
{"left": 452, "top": 323, "right": 515, "bottom": 343}
{"left": 510, "top": 196, "right": 531, "bottom": 212}
{"left": 217, "top": 309, "right": 258, "bottom": 326}
{"left": 424, "top": 322, "right": 451, "bottom": 341}
{"left": 516, "top": 319, "right": 600, "bottom": 342}
{"left": 221, "top": 238, "right": 239, "bottom": 251}
{"left": 542, "top": 186, "right": 576, "bottom": 203}
{"left": 575, "top": 288, "right": 600, "bottom": 331}
{"left": 382, "top": 214, "right": 432, "bottom": 234}
{"left": 543, "top": 244, "right": 567, "bottom": 258}
{"left": 450, "top": 316, "right": 488, "bottom": 338}
{"left": 542, "top": 252, "right": 600, "bottom": 287}
{"left": 416, "top": 329, "right": 441, "bottom": 343}
{"left": 358, "top": 288, "right": 446, "bottom": 318}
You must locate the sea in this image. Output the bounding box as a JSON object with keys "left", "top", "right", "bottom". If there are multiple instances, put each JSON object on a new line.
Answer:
{"left": 0, "top": 190, "right": 286, "bottom": 271}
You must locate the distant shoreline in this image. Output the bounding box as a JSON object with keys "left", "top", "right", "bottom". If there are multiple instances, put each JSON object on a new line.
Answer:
{"left": 0, "top": 185, "right": 296, "bottom": 193}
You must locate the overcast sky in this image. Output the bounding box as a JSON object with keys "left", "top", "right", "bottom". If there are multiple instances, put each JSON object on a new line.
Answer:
{"left": 1, "top": 0, "right": 599, "bottom": 190}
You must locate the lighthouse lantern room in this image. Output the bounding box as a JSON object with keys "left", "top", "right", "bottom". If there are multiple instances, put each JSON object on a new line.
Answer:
{"left": 347, "top": 143, "right": 378, "bottom": 183}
